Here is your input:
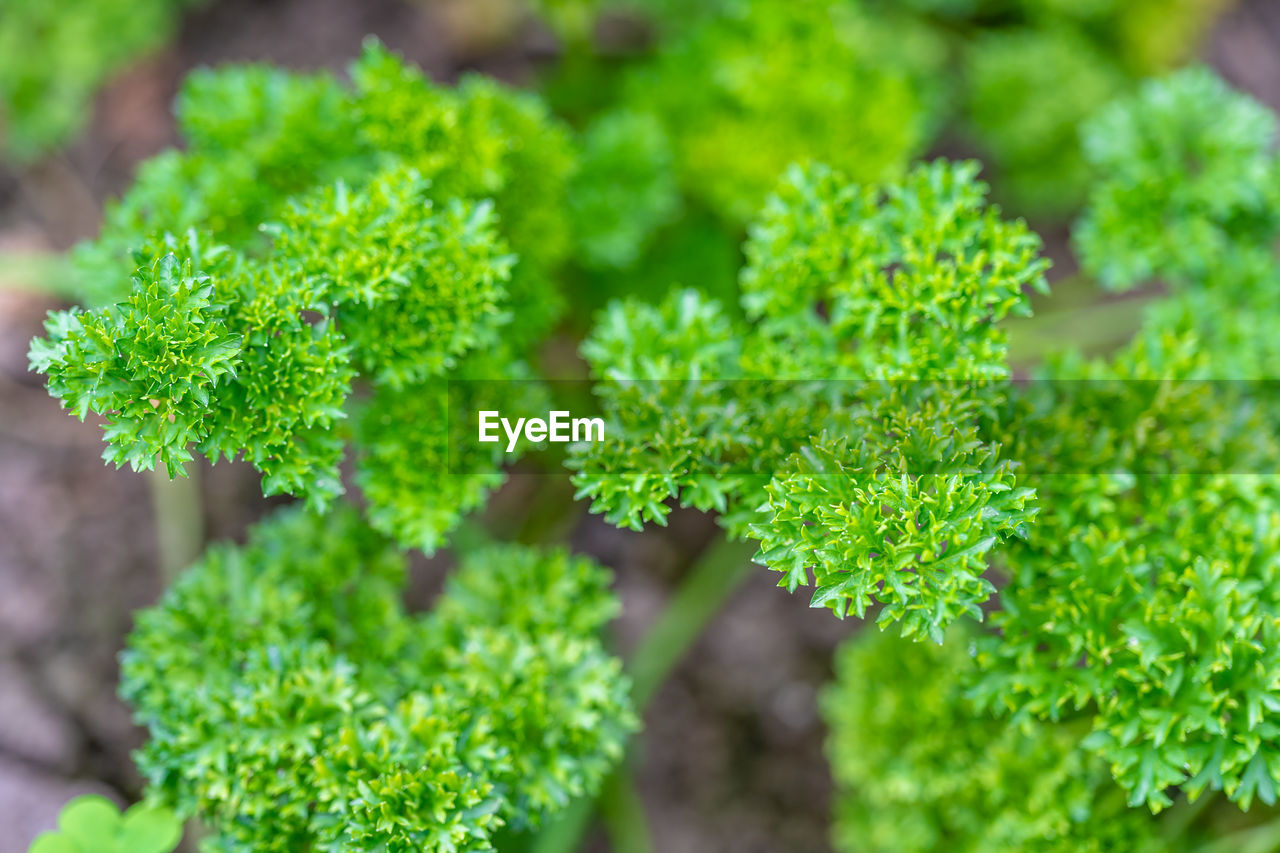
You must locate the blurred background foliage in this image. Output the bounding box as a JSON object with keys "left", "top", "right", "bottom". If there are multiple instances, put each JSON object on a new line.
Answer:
{"left": 4, "top": 0, "right": 1280, "bottom": 851}
{"left": 0, "top": 0, "right": 202, "bottom": 162}
{"left": 1, "top": 0, "right": 1234, "bottom": 290}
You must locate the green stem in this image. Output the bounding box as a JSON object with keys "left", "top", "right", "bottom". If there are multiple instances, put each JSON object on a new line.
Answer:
{"left": 1161, "top": 792, "right": 1217, "bottom": 842}
{"left": 1191, "top": 814, "right": 1280, "bottom": 853}
{"left": 531, "top": 533, "right": 758, "bottom": 853}
{"left": 629, "top": 535, "right": 758, "bottom": 707}
{"left": 146, "top": 467, "right": 204, "bottom": 581}
{"left": 515, "top": 475, "right": 585, "bottom": 547}
{"left": 1004, "top": 293, "right": 1152, "bottom": 366}
{"left": 597, "top": 772, "right": 653, "bottom": 853}
{"left": 529, "top": 798, "right": 594, "bottom": 853}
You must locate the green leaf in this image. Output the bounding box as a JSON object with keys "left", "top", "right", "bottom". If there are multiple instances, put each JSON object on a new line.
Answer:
{"left": 118, "top": 805, "right": 183, "bottom": 853}
{"left": 27, "top": 835, "right": 77, "bottom": 853}
{"left": 57, "top": 796, "right": 120, "bottom": 846}
{"left": 1237, "top": 754, "right": 1278, "bottom": 811}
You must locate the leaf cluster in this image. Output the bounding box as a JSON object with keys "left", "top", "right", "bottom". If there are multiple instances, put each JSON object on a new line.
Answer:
{"left": 824, "top": 627, "right": 1172, "bottom": 852}
{"left": 575, "top": 65, "right": 1280, "bottom": 823}
{"left": 570, "top": 160, "right": 1046, "bottom": 641}
{"left": 1074, "top": 67, "right": 1280, "bottom": 294}
{"left": 620, "top": 0, "right": 930, "bottom": 224}
{"left": 978, "top": 331, "right": 1280, "bottom": 811}
{"left": 121, "top": 506, "right": 636, "bottom": 852}
{"left": 968, "top": 68, "right": 1280, "bottom": 814}
{"left": 31, "top": 42, "right": 577, "bottom": 551}
{"left": 535, "top": 0, "right": 1227, "bottom": 220}
{"left": 568, "top": 109, "right": 681, "bottom": 271}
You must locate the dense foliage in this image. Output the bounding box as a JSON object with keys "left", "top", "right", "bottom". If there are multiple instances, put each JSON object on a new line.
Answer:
{"left": 21, "top": 3, "right": 1280, "bottom": 852}
{"left": 0, "top": 0, "right": 197, "bottom": 160}
{"left": 1074, "top": 66, "right": 1280, "bottom": 297}
{"left": 618, "top": 1, "right": 930, "bottom": 223}
{"left": 122, "top": 507, "right": 633, "bottom": 850}
{"left": 972, "top": 67, "right": 1280, "bottom": 814}
{"left": 538, "top": 0, "right": 1228, "bottom": 218}
{"left": 23, "top": 38, "right": 646, "bottom": 852}
{"left": 826, "top": 628, "right": 1169, "bottom": 852}
{"left": 523, "top": 0, "right": 1232, "bottom": 317}
{"left": 823, "top": 65, "right": 1280, "bottom": 851}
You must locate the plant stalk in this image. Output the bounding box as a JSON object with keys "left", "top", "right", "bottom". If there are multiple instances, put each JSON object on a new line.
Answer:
{"left": 146, "top": 467, "right": 204, "bottom": 581}
{"left": 629, "top": 535, "right": 758, "bottom": 706}
{"left": 597, "top": 772, "right": 654, "bottom": 853}
{"left": 1191, "top": 814, "right": 1280, "bottom": 853}
{"left": 531, "top": 533, "right": 758, "bottom": 853}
